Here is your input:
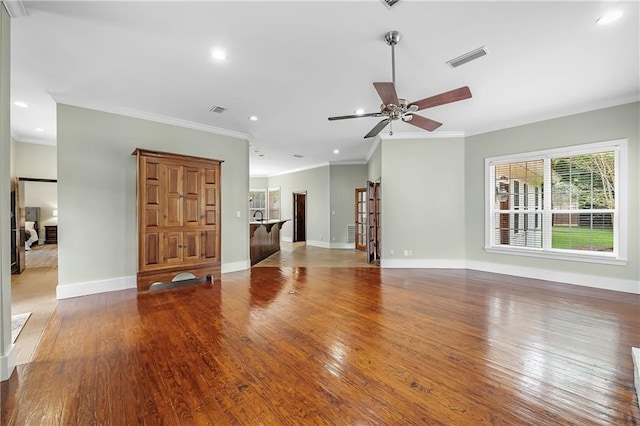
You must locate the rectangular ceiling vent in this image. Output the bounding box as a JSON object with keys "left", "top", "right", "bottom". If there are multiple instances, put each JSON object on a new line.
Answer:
{"left": 446, "top": 46, "right": 489, "bottom": 68}
{"left": 209, "top": 105, "right": 226, "bottom": 114}
{"left": 380, "top": 0, "right": 401, "bottom": 9}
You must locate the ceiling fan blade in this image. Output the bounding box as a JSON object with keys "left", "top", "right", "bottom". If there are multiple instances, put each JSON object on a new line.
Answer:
{"left": 328, "top": 112, "right": 383, "bottom": 121}
{"left": 410, "top": 86, "right": 472, "bottom": 111}
{"left": 373, "top": 82, "right": 400, "bottom": 106}
{"left": 364, "top": 118, "right": 391, "bottom": 138}
{"left": 404, "top": 114, "right": 442, "bottom": 132}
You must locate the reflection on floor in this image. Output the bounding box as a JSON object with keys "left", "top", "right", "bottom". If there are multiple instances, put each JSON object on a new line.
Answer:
{"left": 254, "top": 242, "right": 376, "bottom": 268}
{"left": 11, "top": 244, "right": 58, "bottom": 365}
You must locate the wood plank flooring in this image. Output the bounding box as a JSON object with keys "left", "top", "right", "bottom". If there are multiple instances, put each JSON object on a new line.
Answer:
{"left": 10, "top": 244, "right": 58, "bottom": 365}
{"left": 2, "top": 244, "right": 639, "bottom": 424}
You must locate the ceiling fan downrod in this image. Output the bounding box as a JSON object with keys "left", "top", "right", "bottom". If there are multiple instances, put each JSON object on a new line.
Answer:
{"left": 384, "top": 31, "right": 402, "bottom": 86}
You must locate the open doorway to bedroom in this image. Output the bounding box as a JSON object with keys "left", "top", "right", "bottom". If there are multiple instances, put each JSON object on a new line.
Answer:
{"left": 10, "top": 178, "right": 58, "bottom": 365}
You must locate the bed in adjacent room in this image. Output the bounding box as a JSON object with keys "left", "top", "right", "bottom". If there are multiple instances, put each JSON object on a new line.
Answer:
{"left": 24, "top": 207, "right": 40, "bottom": 251}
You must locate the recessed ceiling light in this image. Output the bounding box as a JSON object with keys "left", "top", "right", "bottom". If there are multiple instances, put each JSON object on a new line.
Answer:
{"left": 333, "top": 149, "right": 340, "bottom": 154}
{"left": 293, "top": 154, "right": 304, "bottom": 158}
{"left": 249, "top": 115, "right": 258, "bottom": 121}
{"left": 596, "top": 9, "right": 623, "bottom": 26}
{"left": 14, "top": 101, "right": 28, "bottom": 108}
{"left": 35, "top": 128, "right": 44, "bottom": 132}
{"left": 211, "top": 48, "right": 228, "bottom": 61}
{"left": 355, "top": 108, "right": 365, "bottom": 115}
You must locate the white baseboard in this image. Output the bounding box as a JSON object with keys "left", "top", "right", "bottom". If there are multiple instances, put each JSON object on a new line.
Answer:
{"left": 466, "top": 260, "right": 640, "bottom": 294}
{"left": 56, "top": 275, "right": 137, "bottom": 300}
{"left": 282, "top": 236, "right": 292, "bottom": 243}
{"left": 0, "top": 343, "right": 16, "bottom": 381}
{"left": 330, "top": 242, "right": 356, "bottom": 250}
{"left": 222, "top": 260, "right": 250, "bottom": 274}
{"left": 306, "top": 240, "right": 331, "bottom": 249}
{"left": 633, "top": 347, "right": 640, "bottom": 408}
{"left": 381, "top": 258, "right": 466, "bottom": 268}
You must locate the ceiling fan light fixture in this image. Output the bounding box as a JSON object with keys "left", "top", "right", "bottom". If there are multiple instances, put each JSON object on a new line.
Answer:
{"left": 596, "top": 9, "right": 623, "bottom": 26}
{"left": 446, "top": 46, "right": 489, "bottom": 68}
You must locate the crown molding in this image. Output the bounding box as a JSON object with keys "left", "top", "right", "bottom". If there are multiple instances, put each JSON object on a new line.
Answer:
{"left": 3, "top": 0, "right": 28, "bottom": 18}
{"left": 267, "top": 161, "right": 330, "bottom": 178}
{"left": 380, "top": 131, "right": 466, "bottom": 140}
{"left": 53, "top": 96, "right": 252, "bottom": 142}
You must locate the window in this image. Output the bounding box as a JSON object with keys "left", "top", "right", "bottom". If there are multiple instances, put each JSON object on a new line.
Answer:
{"left": 268, "top": 187, "right": 281, "bottom": 220}
{"left": 249, "top": 190, "right": 266, "bottom": 221}
{"left": 485, "top": 139, "right": 627, "bottom": 264}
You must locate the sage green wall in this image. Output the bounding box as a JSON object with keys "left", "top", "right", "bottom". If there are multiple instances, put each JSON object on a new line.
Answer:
{"left": 368, "top": 142, "right": 382, "bottom": 182}
{"left": 0, "top": 4, "right": 12, "bottom": 380}
{"left": 329, "top": 164, "right": 367, "bottom": 245}
{"left": 250, "top": 177, "right": 267, "bottom": 190}
{"left": 465, "top": 102, "right": 639, "bottom": 286}
{"left": 13, "top": 141, "right": 56, "bottom": 179}
{"left": 267, "top": 166, "right": 330, "bottom": 245}
{"left": 57, "top": 104, "right": 250, "bottom": 293}
{"left": 381, "top": 137, "right": 466, "bottom": 264}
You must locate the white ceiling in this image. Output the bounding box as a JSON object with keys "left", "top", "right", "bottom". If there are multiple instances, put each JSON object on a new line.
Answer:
{"left": 8, "top": 1, "right": 639, "bottom": 176}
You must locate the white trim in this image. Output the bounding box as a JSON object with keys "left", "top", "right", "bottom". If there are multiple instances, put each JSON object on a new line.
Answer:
{"left": 56, "top": 276, "right": 136, "bottom": 300}
{"left": 330, "top": 242, "right": 356, "bottom": 250}
{"left": 307, "top": 240, "right": 331, "bottom": 249}
{"left": 466, "top": 260, "right": 640, "bottom": 294}
{"left": 632, "top": 347, "right": 640, "bottom": 408}
{"left": 0, "top": 343, "right": 16, "bottom": 381}
{"left": 381, "top": 258, "right": 466, "bottom": 268}
{"left": 3, "top": 0, "right": 28, "bottom": 18}
{"left": 484, "top": 246, "right": 627, "bottom": 266}
{"left": 282, "top": 236, "right": 293, "bottom": 243}
{"left": 329, "top": 160, "right": 368, "bottom": 166}
{"left": 54, "top": 98, "right": 251, "bottom": 141}
{"left": 267, "top": 161, "right": 330, "bottom": 177}
{"left": 380, "top": 131, "right": 465, "bottom": 140}
{"left": 222, "top": 260, "right": 250, "bottom": 274}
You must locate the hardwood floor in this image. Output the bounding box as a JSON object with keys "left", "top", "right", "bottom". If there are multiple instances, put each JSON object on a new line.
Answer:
{"left": 2, "top": 244, "right": 639, "bottom": 424}
{"left": 10, "top": 244, "right": 58, "bottom": 365}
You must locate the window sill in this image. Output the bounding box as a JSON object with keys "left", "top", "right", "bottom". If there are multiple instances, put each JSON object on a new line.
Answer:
{"left": 484, "top": 246, "right": 628, "bottom": 266}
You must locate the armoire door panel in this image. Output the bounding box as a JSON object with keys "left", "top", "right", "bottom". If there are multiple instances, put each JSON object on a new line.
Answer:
{"left": 185, "top": 168, "right": 200, "bottom": 196}
{"left": 146, "top": 183, "right": 160, "bottom": 206}
{"left": 145, "top": 233, "right": 161, "bottom": 266}
{"left": 184, "top": 232, "right": 201, "bottom": 261}
{"left": 184, "top": 198, "right": 200, "bottom": 225}
{"left": 146, "top": 209, "right": 160, "bottom": 227}
{"left": 164, "top": 232, "right": 183, "bottom": 264}
{"left": 201, "top": 230, "right": 217, "bottom": 260}
{"left": 204, "top": 187, "right": 217, "bottom": 207}
{"left": 204, "top": 168, "right": 217, "bottom": 185}
{"left": 203, "top": 209, "right": 217, "bottom": 226}
{"left": 146, "top": 161, "right": 159, "bottom": 181}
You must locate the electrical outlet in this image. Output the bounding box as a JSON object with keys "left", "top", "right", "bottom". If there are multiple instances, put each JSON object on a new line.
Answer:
{"left": 236, "top": 211, "right": 241, "bottom": 218}
{"left": 404, "top": 250, "right": 409, "bottom": 256}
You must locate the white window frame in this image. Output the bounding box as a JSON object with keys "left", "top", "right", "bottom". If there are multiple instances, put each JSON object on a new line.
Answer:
{"left": 484, "top": 139, "right": 627, "bottom": 265}
{"left": 249, "top": 189, "right": 267, "bottom": 221}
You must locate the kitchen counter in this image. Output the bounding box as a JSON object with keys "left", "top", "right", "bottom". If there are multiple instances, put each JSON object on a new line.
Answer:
{"left": 249, "top": 219, "right": 289, "bottom": 265}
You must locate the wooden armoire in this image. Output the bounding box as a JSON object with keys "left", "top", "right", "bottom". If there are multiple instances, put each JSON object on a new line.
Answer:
{"left": 133, "top": 149, "right": 222, "bottom": 292}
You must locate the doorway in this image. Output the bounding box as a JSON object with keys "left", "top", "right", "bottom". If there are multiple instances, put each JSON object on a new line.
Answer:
{"left": 355, "top": 187, "right": 366, "bottom": 252}
{"left": 366, "top": 180, "right": 381, "bottom": 265}
{"left": 10, "top": 178, "right": 59, "bottom": 365}
{"left": 293, "top": 191, "right": 306, "bottom": 242}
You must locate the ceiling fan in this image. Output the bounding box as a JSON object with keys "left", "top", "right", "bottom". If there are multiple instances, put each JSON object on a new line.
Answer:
{"left": 328, "top": 31, "right": 472, "bottom": 138}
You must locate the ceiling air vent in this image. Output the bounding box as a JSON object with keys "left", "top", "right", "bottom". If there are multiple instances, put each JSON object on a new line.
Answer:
{"left": 446, "top": 46, "right": 489, "bottom": 68}
{"left": 209, "top": 105, "right": 226, "bottom": 113}
{"left": 380, "top": 0, "right": 400, "bottom": 9}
